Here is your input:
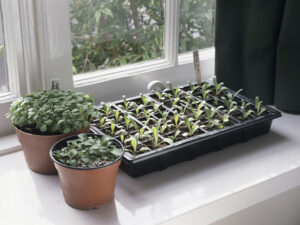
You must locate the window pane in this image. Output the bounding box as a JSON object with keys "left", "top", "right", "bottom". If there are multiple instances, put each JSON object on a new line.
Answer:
{"left": 179, "top": 0, "right": 215, "bottom": 53}
{"left": 0, "top": 5, "right": 7, "bottom": 92}
{"left": 70, "top": 0, "right": 165, "bottom": 75}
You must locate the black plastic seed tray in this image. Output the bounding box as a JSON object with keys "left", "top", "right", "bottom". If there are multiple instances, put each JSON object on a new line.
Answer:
{"left": 91, "top": 82, "right": 282, "bottom": 177}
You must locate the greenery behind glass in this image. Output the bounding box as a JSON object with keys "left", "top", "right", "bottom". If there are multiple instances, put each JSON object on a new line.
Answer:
{"left": 70, "top": 0, "right": 215, "bottom": 75}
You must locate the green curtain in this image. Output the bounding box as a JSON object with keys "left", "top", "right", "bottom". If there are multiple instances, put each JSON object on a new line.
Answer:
{"left": 215, "top": 0, "right": 300, "bottom": 112}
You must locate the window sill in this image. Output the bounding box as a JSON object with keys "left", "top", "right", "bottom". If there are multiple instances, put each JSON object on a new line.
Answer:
{"left": 1, "top": 110, "right": 299, "bottom": 225}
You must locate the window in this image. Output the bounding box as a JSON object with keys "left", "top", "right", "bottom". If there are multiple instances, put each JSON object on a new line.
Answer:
{"left": 70, "top": 0, "right": 165, "bottom": 75}
{"left": 179, "top": 0, "right": 215, "bottom": 53}
{"left": 0, "top": 8, "right": 7, "bottom": 92}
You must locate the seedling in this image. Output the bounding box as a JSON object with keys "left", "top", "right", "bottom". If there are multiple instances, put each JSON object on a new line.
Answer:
{"left": 140, "top": 93, "right": 149, "bottom": 106}
{"left": 100, "top": 103, "right": 113, "bottom": 117}
{"left": 116, "top": 129, "right": 127, "bottom": 143}
{"left": 167, "top": 94, "right": 180, "bottom": 107}
{"left": 213, "top": 76, "right": 227, "bottom": 96}
{"left": 255, "top": 96, "right": 267, "bottom": 116}
{"left": 120, "top": 95, "right": 135, "bottom": 111}
{"left": 124, "top": 113, "right": 139, "bottom": 131}
{"left": 182, "top": 117, "right": 200, "bottom": 137}
{"left": 168, "top": 130, "right": 181, "bottom": 141}
{"left": 189, "top": 101, "right": 205, "bottom": 120}
{"left": 188, "top": 82, "right": 201, "bottom": 94}
{"left": 167, "top": 81, "right": 184, "bottom": 98}
{"left": 150, "top": 102, "right": 162, "bottom": 113}
{"left": 52, "top": 134, "right": 122, "bottom": 168}
{"left": 201, "top": 83, "right": 212, "bottom": 100}
{"left": 150, "top": 127, "right": 173, "bottom": 148}
{"left": 172, "top": 111, "right": 184, "bottom": 128}
{"left": 240, "top": 100, "right": 254, "bottom": 119}
{"left": 114, "top": 110, "right": 123, "bottom": 122}
{"left": 221, "top": 89, "right": 242, "bottom": 114}
{"left": 205, "top": 106, "right": 222, "bottom": 129}
{"left": 97, "top": 115, "right": 106, "bottom": 128}
{"left": 213, "top": 96, "right": 219, "bottom": 105}
{"left": 133, "top": 104, "right": 144, "bottom": 118}
{"left": 109, "top": 119, "right": 116, "bottom": 135}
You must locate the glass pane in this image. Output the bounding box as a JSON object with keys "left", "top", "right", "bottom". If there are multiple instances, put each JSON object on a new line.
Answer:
{"left": 70, "top": 0, "right": 165, "bottom": 75}
{"left": 179, "top": 0, "right": 215, "bottom": 53}
{"left": 0, "top": 5, "right": 7, "bottom": 92}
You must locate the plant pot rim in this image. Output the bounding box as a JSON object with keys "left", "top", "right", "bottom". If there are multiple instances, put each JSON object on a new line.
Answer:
{"left": 14, "top": 125, "right": 90, "bottom": 137}
{"left": 50, "top": 133, "right": 124, "bottom": 171}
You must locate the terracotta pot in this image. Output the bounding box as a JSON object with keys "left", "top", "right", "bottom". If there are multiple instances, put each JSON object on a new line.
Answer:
{"left": 15, "top": 126, "right": 90, "bottom": 175}
{"left": 50, "top": 134, "right": 124, "bottom": 210}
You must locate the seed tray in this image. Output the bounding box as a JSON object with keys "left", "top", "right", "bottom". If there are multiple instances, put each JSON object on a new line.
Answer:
{"left": 91, "top": 82, "right": 282, "bottom": 177}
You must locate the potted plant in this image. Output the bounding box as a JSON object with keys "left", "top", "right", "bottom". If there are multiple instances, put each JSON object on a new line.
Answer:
{"left": 50, "top": 133, "right": 124, "bottom": 209}
{"left": 7, "top": 89, "right": 99, "bottom": 175}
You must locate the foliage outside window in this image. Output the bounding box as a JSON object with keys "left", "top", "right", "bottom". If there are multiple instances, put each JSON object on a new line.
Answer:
{"left": 70, "top": 0, "right": 215, "bottom": 75}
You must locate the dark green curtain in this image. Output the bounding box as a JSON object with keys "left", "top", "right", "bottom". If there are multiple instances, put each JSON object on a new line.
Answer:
{"left": 215, "top": 0, "right": 300, "bottom": 113}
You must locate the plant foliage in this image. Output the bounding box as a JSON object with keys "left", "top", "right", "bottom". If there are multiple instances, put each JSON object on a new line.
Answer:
{"left": 7, "top": 89, "right": 99, "bottom": 134}
{"left": 52, "top": 134, "right": 123, "bottom": 168}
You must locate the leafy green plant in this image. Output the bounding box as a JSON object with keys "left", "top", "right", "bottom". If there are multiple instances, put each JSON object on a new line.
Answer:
{"left": 240, "top": 100, "right": 254, "bottom": 119}
{"left": 213, "top": 76, "right": 227, "bottom": 96}
{"left": 167, "top": 94, "right": 180, "bottom": 107}
{"left": 221, "top": 89, "right": 242, "bottom": 114}
{"left": 168, "top": 130, "right": 181, "bottom": 141}
{"left": 255, "top": 96, "right": 267, "bottom": 116}
{"left": 201, "top": 83, "right": 212, "bottom": 100}
{"left": 52, "top": 134, "right": 123, "bottom": 168}
{"left": 119, "top": 95, "right": 135, "bottom": 111}
{"left": 140, "top": 94, "right": 149, "bottom": 106}
{"left": 99, "top": 103, "right": 113, "bottom": 117}
{"left": 150, "top": 127, "right": 173, "bottom": 148}
{"left": 182, "top": 117, "right": 200, "bottom": 137}
{"left": 172, "top": 111, "right": 185, "bottom": 128}
{"left": 204, "top": 106, "right": 222, "bottom": 129}
{"left": 187, "top": 82, "right": 201, "bottom": 94}
{"left": 124, "top": 113, "right": 139, "bottom": 131}
{"left": 114, "top": 110, "right": 123, "bottom": 122}
{"left": 189, "top": 101, "right": 205, "bottom": 120}
{"left": 97, "top": 115, "right": 107, "bottom": 129}
{"left": 7, "top": 89, "right": 98, "bottom": 134}
{"left": 116, "top": 129, "right": 127, "bottom": 143}
{"left": 167, "top": 81, "right": 184, "bottom": 98}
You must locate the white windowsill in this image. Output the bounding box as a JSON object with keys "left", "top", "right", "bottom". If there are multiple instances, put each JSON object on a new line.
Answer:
{"left": 1, "top": 110, "right": 300, "bottom": 225}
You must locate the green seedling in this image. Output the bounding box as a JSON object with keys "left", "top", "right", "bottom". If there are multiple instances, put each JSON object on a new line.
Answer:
{"left": 100, "top": 103, "right": 113, "bottom": 117}
{"left": 168, "top": 130, "right": 181, "bottom": 141}
{"left": 189, "top": 101, "right": 205, "bottom": 120}
{"left": 182, "top": 117, "right": 200, "bottom": 137}
{"left": 213, "top": 76, "right": 228, "bottom": 96}
{"left": 151, "top": 127, "right": 173, "bottom": 148}
{"left": 172, "top": 111, "right": 184, "bottom": 128}
{"left": 213, "top": 96, "right": 219, "bottom": 105}
{"left": 110, "top": 119, "right": 116, "bottom": 135}
{"left": 167, "top": 81, "right": 183, "bottom": 98}
{"left": 240, "top": 100, "right": 255, "bottom": 119}
{"left": 123, "top": 113, "right": 139, "bottom": 130}
{"left": 221, "top": 89, "right": 242, "bottom": 114}
{"left": 133, "top": 104, "right": 144, "bottom": 117}
{"left": 201, "top": 83, "right": 212, "bottom": 100}
{"left": 140, "top": 93, "right": 149, "bottom": 106}
{"left": 151, "top": 102, "right": 162, "bottom": 113}
{"left": 255, "top": 96, "right": 267, "bottom": 116}
{"left": 188, "top": 82, "right": 201, "bottom": 93}
{"left": 205, "top": 106, "right": 222, "bottom": 129}
{"left": 116, "top": 129, "right": 127, "bottom": 143}
{"left": 121, "top": 95, "right": 135, "bottom": 111}
{"left": 167, "top": 94, "right": 180, "bottom": 107}
{"left": 114, "top": 110, "right": 123, "bottom": 122}
{"left": 97, "top": 115, "right": 106, "bottom": 128}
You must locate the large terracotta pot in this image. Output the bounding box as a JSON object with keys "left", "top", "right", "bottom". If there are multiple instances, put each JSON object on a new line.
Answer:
{"left": 15, "top": 126, "right": 90, "bottom": 175}
{"left": 50, "top": 134, "right": 124, "bottom": 210}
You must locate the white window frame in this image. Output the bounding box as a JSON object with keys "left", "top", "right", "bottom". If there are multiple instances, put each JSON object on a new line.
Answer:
{"left": 34, "top": 0, "right": 215, "bottom": 103}
{"left": 0, "top": 0, "right": 43, "bottom": 136}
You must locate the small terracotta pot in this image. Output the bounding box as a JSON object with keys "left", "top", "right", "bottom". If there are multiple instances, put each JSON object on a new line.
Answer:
{"left": 50, "top": 134, "right": 124, "bottom": 210}
{"left": 15, "top": 126, "right": 90, "bottom": 175}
